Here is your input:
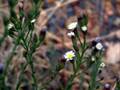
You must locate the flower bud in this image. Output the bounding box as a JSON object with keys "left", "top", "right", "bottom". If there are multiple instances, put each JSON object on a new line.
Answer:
{"left": 78, "top": 14, "right": 88, "bottom": 34}
{"left": 91, "top": 38, "right": 104, "bottom": 53}
{"left": 81, "top": 25, "right": 87, "bottom": 32}
{"left": 67, "top": 22, "right": 78, "bottom": 30}
{"left": 67, "top": 32, "right": 75, "bottom": 38}
{"left": 91, "top": 38, "right": 100, "bottom": 47}
{"left": 100, "top": 62, "right": 106, "bottom": 68}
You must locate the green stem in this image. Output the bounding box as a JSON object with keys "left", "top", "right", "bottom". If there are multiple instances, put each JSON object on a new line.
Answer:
{"left": 0, "top": 37, "right": 20, "bottom": 90}
{"left": 16, "top": 63, "right": 28, "bottom": 90}
{"left": 27, "top": 52, "right": 38, "bottom": 90}
{"left": 72, "top": 62, "right": 76, "bottom": 74}
{"left": 89, "top": 57, "right": 101, "bottom": 90}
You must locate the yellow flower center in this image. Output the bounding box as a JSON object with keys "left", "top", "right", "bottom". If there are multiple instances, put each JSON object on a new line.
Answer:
{"left": 66, "top": 53, "right": 74, "bottom": 59}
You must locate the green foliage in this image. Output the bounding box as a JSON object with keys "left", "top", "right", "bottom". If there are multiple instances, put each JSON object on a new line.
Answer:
{"left": 0, "top": 0, "right": 43, "bottom": 90}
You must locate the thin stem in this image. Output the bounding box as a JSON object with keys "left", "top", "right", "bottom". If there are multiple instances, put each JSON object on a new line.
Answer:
{"left": 16, "top": 63, "right": 28, "bottom": 90}
{"left": 72, "top": 61, "right": 76, "bottom": 74}
{"left": 27, "top": 52, "right": 38, "bottom": 90}
{"left": 0, "top": 37, "right": 20, "bottom": 90}
{"left": 89, "top": 56, "right": 101, "bottom": 90}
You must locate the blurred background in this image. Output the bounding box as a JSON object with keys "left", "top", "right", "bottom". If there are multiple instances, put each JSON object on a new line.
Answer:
{"left": 0, "top": 0, "right": 120, "bottom": 90}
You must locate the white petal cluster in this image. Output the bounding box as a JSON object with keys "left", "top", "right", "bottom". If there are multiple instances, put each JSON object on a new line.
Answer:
{"left": 100, "top": 62, "right": 106, "bottom": 68}
{"left": 81, "top": 25, "right": 87, "bottom": 32}
{"left": 67, "top": 22, "right": 78, "bottom": 30}
{"left": 95, "top": 42, "right": 103, "bottom": 50}
{"left": 67, "top": 32, "right": 75, "bottom": 37}
{"left": 64, "top": 50, "right": 75, "bottom": 61}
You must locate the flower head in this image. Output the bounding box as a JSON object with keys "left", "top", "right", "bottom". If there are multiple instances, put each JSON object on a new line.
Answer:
{"left": 95, "top": 42, "right": 103, "bottom": 50}
{"left": 100, "top": 62, "right": 106, "bottom": 68}
{"left": 91, "top": 38, "right": 105, "bottom": 52}
{"left": 81, "top": 25, "right": 87, "bottom": 32}
{"left": 92, "top": 37, "right": 101, "bottom": 46}
{"left": 67, "top": 32, "right": 75, "bottom": 37}
{"left": 67, "top": 22, "right": 78, "bottom": 30}
{"left": 64, "top": 50, "right": 75, "bottom": 61}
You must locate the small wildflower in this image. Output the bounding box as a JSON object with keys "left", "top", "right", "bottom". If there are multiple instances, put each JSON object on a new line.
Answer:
{"left": 98, "top": 62, "right": 105, "bottom": 74}
{"left": 91, "top": 37, "right": 101, "bottom": 46}
{"left": 8, "top": 23, "right": 14, "bottom": 30}
{"left": 67, "top": 32, "right": 75, "bottom": 37}
{"left": 67, "top": 22, "right": 78, "bottom": 30}
{"left": 95, "top": 42, "right": 103, "bottom": 50}
{"left": 64, "top": 50, "right": 75, "bottom": 61}
{"left": 81, "top": 25, "right": 87, "bottom": 32}
{"left": 31, "top": 19, "right": 36, "bottom": 23}
{"left": 100, "top": 62, "right": 106, "bottom": 68}
{"left": 78, "top": 14, "right": 88, "bottom": 30}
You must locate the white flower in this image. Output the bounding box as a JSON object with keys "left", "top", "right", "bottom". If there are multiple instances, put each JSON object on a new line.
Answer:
{"left": 81, "top": 25, "right": 87, "bottom": 32}
{"left": 31, "top": 19, "right": 36, "bottom": 23}
{"left": 100, "top": 62, "right": 105, "bottom": 68}
{"left": 67, "top": 22, "right": 78, "bottom": 30}
{"left": 64, "top": 50, "right": 75, "bottom": 61}
{"left": 95, "top": 42, "right": 103, "bottom": 50}
{"left": 67, "top": 32, "right": 75, "bottom": 37}
{"left": 8, "top": 23, "right": 14, "bottom": 29}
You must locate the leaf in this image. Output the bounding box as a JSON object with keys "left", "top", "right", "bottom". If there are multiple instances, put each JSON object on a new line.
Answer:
{"left": 89, "top": 60, "right": 101, "bottom": 90}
